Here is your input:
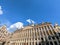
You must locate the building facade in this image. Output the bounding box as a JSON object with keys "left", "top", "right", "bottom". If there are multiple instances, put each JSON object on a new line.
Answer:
{"left": 5, "top": 22, "right": 60, "bottom": 45}
{"left": 0, "top": 25, "right": 10, "bottom": 45}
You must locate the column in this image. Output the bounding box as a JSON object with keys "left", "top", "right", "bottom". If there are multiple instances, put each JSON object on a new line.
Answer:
{"left": 38, "top": 27, "right": 42, "bottom": 42}
{"left": 28, "top": 42, "right": 30, "bottom": 45}
{"left": 15, "top": 43, "right": 16, "bottom": 45}
{"left": 34, "top": 41, "right": 36, "bottom": 45}
{"left": 31, "top": 42, "right": 32, "bottom": 45}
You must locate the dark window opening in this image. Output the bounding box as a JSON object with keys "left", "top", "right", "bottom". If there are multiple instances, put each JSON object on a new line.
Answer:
{"left": 53, "top": 30, "right": 56, "bottom": 35}
{"left": 52, "top": 36, "right": 55, "bottom": 40}
{"left": 41, "top": 38, "right": 43, "bottom": 41}
{"left": 46, "top": 42, "right": 49, "bottom": 45}
{"left": 36, "top": 42, "right": 37, "bottom": 45}
{"left": 42, "top": 43, "right": 45, "bottom": 45}
{"left": 43, "top": 31, "right": 45, "bottom": 35}
{"left": 30, "top": 42, "right": 31, "bottom": 45}
{"left": 35, "top": 38, "right": 37, "bottom": 40}
{"left": 58, "top": 40, "right": 60, "bottom": 43}
{"left": 44, "top": 26, "right": 47, "bottom": 30}
{"left": 49, "top": 30, "right": 53, "bottom": 35}
{"left": 48, "top": 36, "right": 51, "bottom": 40}
{"left": 47, "top": 26, "right": 50, "bottom": 30}
{"left": 39, "top": 27, "right": 41, "bottom": 30}
{"left": 54, "top": 41, "right": 58, "bottom": 45}
{"left": 46, "top": 31, "right": 49, "bottom": 35}
{"left": 50, "top": 42, "right": 53, "bottom": 45}
{"left": 58, "top": 33, "right": 60, "bottom": 37}
{"left": 39, "top": 42, "right": 41, "bottom": 45}
{"left": 56, "top": 36, "right": 59, "bottom": 39}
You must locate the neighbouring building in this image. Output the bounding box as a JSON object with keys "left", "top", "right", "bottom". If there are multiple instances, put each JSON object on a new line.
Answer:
{"left": 0, "top": 25, "right": 10, "bottom": 45}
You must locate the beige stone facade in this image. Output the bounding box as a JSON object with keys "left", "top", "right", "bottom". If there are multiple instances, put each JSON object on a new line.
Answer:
{"left": 0, "top": 25, "right": 10, "bottom": 45}
{"left": 5, "top": 22, "right": 60, "bottom": 45}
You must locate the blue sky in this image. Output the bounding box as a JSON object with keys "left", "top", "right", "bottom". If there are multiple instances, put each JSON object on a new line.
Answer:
{"left": 0, "top": 0, "right": 60, "bottom": 32}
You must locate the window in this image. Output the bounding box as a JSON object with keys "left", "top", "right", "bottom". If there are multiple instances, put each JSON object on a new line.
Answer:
{"left": 41, "top": 37, "right": 44, "bottom": 41}
{"left": 53, "top": 30, "right": 56, "bottom": 35}
{"left": 58, "top": 33, "right": 60, "bottom": 37}
{"left": 42, "top": 43, "right": 45, "bottom": 45}
{"left": 46, "top": 42, "right": 49, "bottom": 45}
{"left": 47, "top": 26, "right": 50, "bottom": 30}
{"left": 48, "top": 36, "right": 51, "bottom": 40}
{"left": 30, "top": 42, "right": 31, "bottom": 45}
{"left": 58, "top": 40, "right": 60, "bottom": 43}
{"left": 36, "top": 42, "right": 37, "bottom": 45}
{"left": 52, "top": 36, "right": 55, "bottom": 40}
{"left": 44, "top": 26, "right": 47, "bottom": 30}
{"left": 43, "top": 31, "right": 45, "bottom": 35}
{"left": 54, "top": 41, "right": 58, "bottom": 45}
{"left": 56, "top": 35, "right": 59, "bottom": 39}
{"left": 46, "top": 31, "right": 49, "bottom": 35}
{"left": 39, "top": 42, "right": 41, "bottom": 45}
{"left": 50, "top": 42, "right": 53, "bottom": 45}
{"left": 38, "top": 37, "right": 40, "bottom": 40}
{"left": 49, "top": 30, "right": 53, "bottom": 35}
{"left": 39, "top": 27, "right": 41, "bottom": 30}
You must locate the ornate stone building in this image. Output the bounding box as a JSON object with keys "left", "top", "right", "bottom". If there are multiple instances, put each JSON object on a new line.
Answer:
{"left": 5, "top": 22, "right": 60, "bottom": 45}
{"left": 0, "top": 25, "right": 10, "bottom": 45}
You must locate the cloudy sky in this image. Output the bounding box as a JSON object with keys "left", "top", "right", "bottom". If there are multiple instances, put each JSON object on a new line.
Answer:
{"left": 0, "top": 0, "right": 60, "bottom": 32}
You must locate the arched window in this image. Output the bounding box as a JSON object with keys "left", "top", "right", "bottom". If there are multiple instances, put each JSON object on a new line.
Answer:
{"left": 46, "top": 42, "right": 49, "bottom": 45}
{"left": 54, "top": 41, "right": 58, "bottom": 45}
{"left": 50, "top": 42, "right": 53, "bottom": 45}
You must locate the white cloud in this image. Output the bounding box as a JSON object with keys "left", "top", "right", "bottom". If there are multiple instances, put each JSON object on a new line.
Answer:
{"left": 7, "top": 22, "right": 24, "bottom": 32}
{"left": 26, "top": 19, "right": 31, "bottom": 23}
{"left": 0, "top": 6, "right": 3, "bottom": 15}
{"left": 26, "top": 19, "right": 35, "bottom": 24}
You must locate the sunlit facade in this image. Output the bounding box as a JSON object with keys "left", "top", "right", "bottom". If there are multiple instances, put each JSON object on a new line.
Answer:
{"left": 0, "top": 25, "right": 9, "bottom": 45}
{"left": 5, "top": 22, "right": 60, "bottom": 45}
